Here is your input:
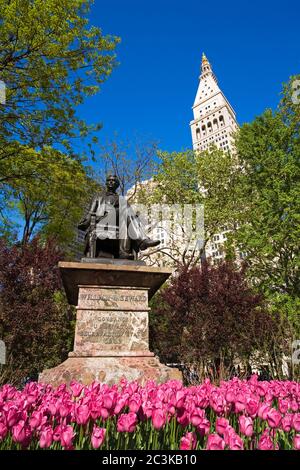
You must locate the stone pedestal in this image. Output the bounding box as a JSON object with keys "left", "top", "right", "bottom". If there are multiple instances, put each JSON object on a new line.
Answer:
{"left": 39, "top": 262, "right": 181, "bottom": 386}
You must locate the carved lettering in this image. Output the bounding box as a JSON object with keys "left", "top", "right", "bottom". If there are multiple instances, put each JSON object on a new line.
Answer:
{"left": 79, "top": 293, "right": 147, "bottom": 303}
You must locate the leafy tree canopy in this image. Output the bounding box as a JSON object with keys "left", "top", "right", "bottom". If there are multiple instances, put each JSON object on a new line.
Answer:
{"left": 235, "top": 76, "right": 300, "bottom": 305}
{"left": 0, "top": 0, "right": 120, "bottom": 183}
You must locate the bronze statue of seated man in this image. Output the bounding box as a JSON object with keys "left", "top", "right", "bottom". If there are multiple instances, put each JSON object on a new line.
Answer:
{"left": 78, "top": 173, "right": 160, "bottom": 260}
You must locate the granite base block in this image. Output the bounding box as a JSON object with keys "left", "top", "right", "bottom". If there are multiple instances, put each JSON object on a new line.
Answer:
{"left": 39, "top": 356, "right": 182, "bottom": 387}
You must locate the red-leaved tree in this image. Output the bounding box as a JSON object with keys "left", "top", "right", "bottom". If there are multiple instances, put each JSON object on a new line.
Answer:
{"left": 150, "top": 261, "right": 282, "bottom": 382}
{"left": 0, "top": 238, "right": 74, "bottom": 385}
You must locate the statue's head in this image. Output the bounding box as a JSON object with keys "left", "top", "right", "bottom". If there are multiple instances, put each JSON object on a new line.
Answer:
{"left": 106, "top": 173, "right": 120, "bottom": 192}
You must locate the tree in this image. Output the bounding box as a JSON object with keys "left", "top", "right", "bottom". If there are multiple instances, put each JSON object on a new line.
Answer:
{"left": 0, "top": 237, "right": 74, "bottom": 386}
{"left": 1, "top": 146, "right": 100, "bottom": 247}
{"left": 97, "top": 137, "right": 158, "bottom": 196}
{"left": 234, "top": 76, "right": 300, "bottom": 337}
{"left": 136, "top": 148, "right": 242, "bottom": 267}
{"left": 0, "top": 0, "right": 119, "bottom": 183}
{"left": 150, "top": 261, "right": 282, "bottom": 381}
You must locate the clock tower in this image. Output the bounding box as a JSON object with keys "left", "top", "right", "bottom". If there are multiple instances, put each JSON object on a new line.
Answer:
{"left": 190, "top": 53, "right": 238, "bottom": 152}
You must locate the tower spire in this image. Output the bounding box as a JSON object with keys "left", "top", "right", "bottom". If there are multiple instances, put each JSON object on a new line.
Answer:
{"left": 190, "top": 53, "right": 238, "bottom": 152}
{"left": 201, "top": 52, "right": 212, "bottom": 75}
{"left": 202, "top": 52, "right": 208, "bottom": 65}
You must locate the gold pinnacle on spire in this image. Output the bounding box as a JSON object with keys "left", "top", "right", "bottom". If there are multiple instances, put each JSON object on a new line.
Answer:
{"left": 202, "top": 52, "right": 209, "bottom": 65}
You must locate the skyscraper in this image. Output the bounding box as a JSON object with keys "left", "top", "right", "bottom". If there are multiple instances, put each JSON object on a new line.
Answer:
{"left": 190, "top": 53, "right": 238, "bottom": 152}
{"left": 190, "top": 54, "right": 238, "bottom": 263}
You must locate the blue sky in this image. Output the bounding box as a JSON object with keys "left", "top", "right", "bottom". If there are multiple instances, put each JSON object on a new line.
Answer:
{"left": 79, "top": 0, "right": 300, "bottom": 154}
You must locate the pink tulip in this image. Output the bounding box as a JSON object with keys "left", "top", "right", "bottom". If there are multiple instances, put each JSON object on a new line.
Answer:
{"left": 141, "top": 400, "right": 153, "bottom": 419}
{"left": 6, "top": 407, "right": 20, "bottom": 427}
{"left": 60, "top": 425, "right": 75, "bottom": 448}
{"left": 190, "top": 407, "right": 205, "bottom": 427}
{"left": 88, "top": 400, "right": 101, "bottom": 420}
{"left": 91, "top": 425, "right": 106, "bottom": 449}
{"left": 70, "top": 381, "right": 84, "bottom": 398}
{"left": 58, "top": 401, "right": 72, "bottom": 418}
{"left": 258, "top": 403, "right": 271, "bottom": 420}
{"left": 239, "top": 415, "right": 253, "bottom": 437}
{"left": 234, "top": 393, "right": 246, "bottom": 413}
{"left": 216, "top": 417, "right": 229, "bottom": 435}
{"left": 257, "top": 383, "right": 267, "bottom": 397}
{"left": 291, "top": 401, "right": 299, "bottom": 412}
{"left": 0, "top": 422, "right": 8, "bottom": 440}
{"left": 206, "top": 433, "right": 225, "bottom": 450}
{"left": 114, "top": 397, "right": 128, "bottom": 415}
{"left": 46, "top": 402, "right": 57, "bottom": 416}
{"left": 175, "top": 390, "right": 186, "bottom": 408}
{"left": 246, "top": 398, "right": 259, "bottom": 417}
{"left": 39, "top": 425, "right": 53, "bottom": 449}
{"left": 210, "top": 392, "right": 225, "bottom": 414}
{"left": 127, "top": 381, "right": 139, "bottom": 395}
{"left": 197, "top": 418, "right": 210, "bottom": 436}
{"left": 293, "top": 435, "right": 300, "bottom": 450}
{"left": 12, "top": 420, "right": 31, "bottom": 447}
{"left": 29, "top": 410, "right": 47, "bottom": 430}
{"left": 152, "top": 408, "right": 166, "bottom": 430}
{"left": 103, "top": 391, "right": 116, "bottom": 410}
{"left": 196, "top": 390, "right": 210, "bottom": 408}
{"left": 258, "top": 433, "right": 274, "bottom": 450}
{"left": 117, "top": 412, "right": 138, "bottom": 433}
{"left": 278, "top": 399, "right": 289, "bottom": 414}
{"left": 225, "top": 390, "right": 236, "bottom": 403}
{"left": 223, "top": 425, "right": 236, "bottom": 446}
{"left": 229, "top": 433, "right": 244, "bottom": 450}
{"left": 281, "top": 413, "right": 293, "bottom": 432}
{"left": 293, "top": 413, "right": 300, "bottom": 432}
{"left": 53, "top": 425, "right": 63, "bottom": 442}
{"left": 74, "top": 404, "right": 90, "bottom": 425}
{"left": 180, "top": 432, "right": 197, "bottom": 450}
{"left": 267, "top": 409, "right": 281, "bottom": 428}
{"left": 177, "top": 408, "right": 189, "bottom": 427}
{"left": 129, "top": 393, "right": 142, "bottom": 413}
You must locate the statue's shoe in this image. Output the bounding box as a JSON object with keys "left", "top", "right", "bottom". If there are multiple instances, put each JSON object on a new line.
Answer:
{"left": 139, "top": 239, "right": 161, "bottom": 251}
{"left": 119, "top": 253, "right": 135, "bottom": 260}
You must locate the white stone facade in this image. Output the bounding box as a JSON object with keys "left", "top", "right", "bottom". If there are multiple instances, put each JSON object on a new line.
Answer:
{"left": 191, "top": 54, "right": 238, "bottom": 264}
{"left": 190, "top": 54, "right": 238, "bottom": 153}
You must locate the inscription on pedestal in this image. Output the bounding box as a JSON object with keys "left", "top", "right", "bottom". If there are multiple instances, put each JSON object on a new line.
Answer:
{"left": 74, "top": 310, "right": 149, "bottom": 354}
{"left": 78, "top": 286, "right": 149, "bottom": 311}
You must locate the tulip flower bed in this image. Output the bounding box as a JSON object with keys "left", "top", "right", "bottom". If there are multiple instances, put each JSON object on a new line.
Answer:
{"left": 0, "top": 375, "right": 299, "bottom": 450}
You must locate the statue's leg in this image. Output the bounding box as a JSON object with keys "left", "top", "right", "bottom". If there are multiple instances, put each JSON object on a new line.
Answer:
{"left": 91, "top": 235, "right": 96, "bottom": 258}
{"left": 127, "top": 212, "right": 160, "bottom": 252}
{"left": 127, "top": 213, "right": 149, "bottom": 252}
{"left": 119, "top": 236, "right": 134, "bottom": 259}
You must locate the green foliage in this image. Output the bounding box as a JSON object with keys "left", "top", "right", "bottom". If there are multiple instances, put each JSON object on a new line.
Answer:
{"left": 234, "top": 76, "right": 300, "bottom": 327}
{"left": 153, "top": 150, "right": 200, "bottom": 204}
{"left": 0, "top": 1, "right": 114, "bottom": 245}
{"left": 146, "top": 147, "right": 242, "bottom": 263}
{"left": 0, "top": 0, "right": 119, "bottom": 179}
{"left": 0, "top": 146, "right": 100, "bottom": 247}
